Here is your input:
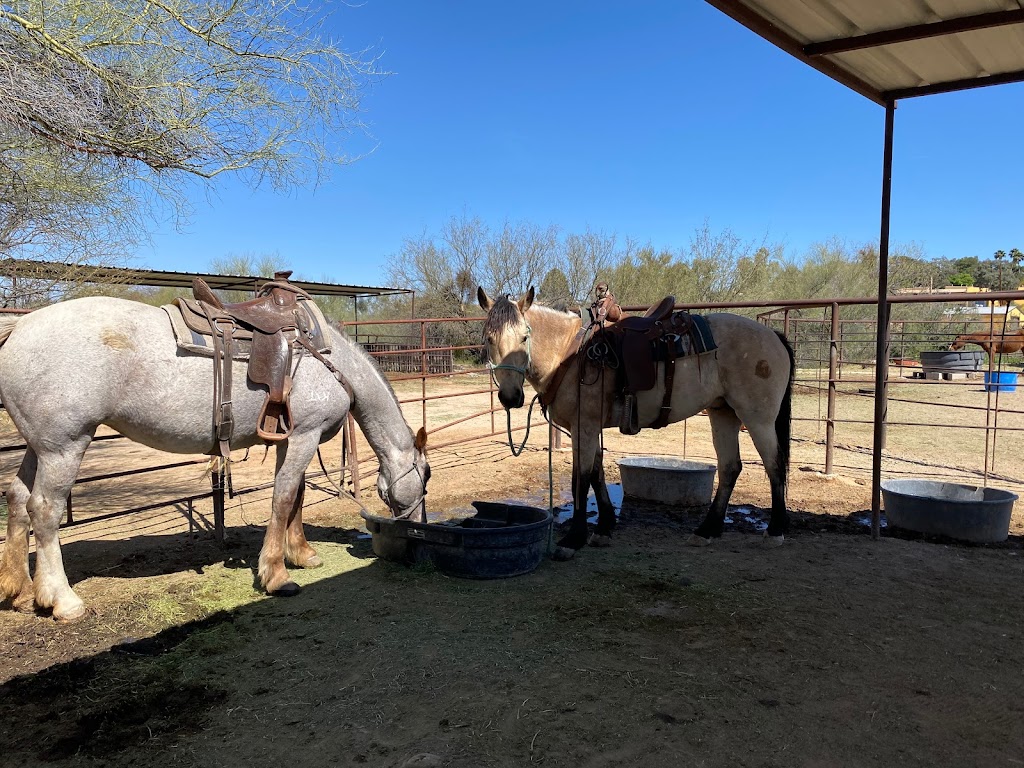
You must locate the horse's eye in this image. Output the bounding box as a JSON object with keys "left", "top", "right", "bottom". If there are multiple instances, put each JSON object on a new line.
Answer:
{"left": 521, "top": 335, "right": 529, "bottom": 344}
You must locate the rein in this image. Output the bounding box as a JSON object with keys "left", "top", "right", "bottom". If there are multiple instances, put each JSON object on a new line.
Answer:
{"left": 323, "top": 452, "right": 426, "bottom": 521}
{"left": 307, "top": 338, "right": 424, "bottom": 521}
{"left": 296, "top": 335, "right": 356, "bottom": 402}
{"left": 379, "top": 461, "right": 428, "bottom": 519}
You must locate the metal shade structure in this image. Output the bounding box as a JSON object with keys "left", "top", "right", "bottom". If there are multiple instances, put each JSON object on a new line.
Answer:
{"left": 708, "top": 0, "right": 1024, "bottom": 103}
{"left": 705, "top": 1, "right": 1024, "bottom": 537}
{"left": 0, "top": 257, "right": 412, "bottom": 299}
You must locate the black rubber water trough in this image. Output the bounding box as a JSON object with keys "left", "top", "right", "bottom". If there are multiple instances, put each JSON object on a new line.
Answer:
{"left": 360, "top": 501, "right": 552, "bottom": 578}
{"left": 881, "top": 479, "right": 1018, "bottom": 544}
{"left": 919, "top": 350, "right": 985, "bottom": 373}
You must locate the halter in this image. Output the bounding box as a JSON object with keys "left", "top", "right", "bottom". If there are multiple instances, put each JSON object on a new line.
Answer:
{"left": 378, "top": 460, "right": 428, "bottom": 520}
{"left": 487, "top": 322, "right": 533, "bottom": 384}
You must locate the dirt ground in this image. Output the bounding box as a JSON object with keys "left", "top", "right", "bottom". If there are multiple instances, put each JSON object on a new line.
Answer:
{"left": 2, "top": 372, "right": 1024, "bottom": 767}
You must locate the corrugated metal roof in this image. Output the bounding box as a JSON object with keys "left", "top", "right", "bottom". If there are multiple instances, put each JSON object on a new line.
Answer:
{"left": 706, "top": 1, "right": 1024, "bottom": 104}
{"left": 0, "top": 258, "right": 411, "bottom": 299}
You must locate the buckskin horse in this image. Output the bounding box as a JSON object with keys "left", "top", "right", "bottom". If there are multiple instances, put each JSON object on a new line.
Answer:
{"left": 0, "top": 291, "right": 429, "bottom": 621}
{"left": 950, "top": 329, "right": 1024, "bottom": 358}
{"left": 478, "top": 287, "right": 794, "bottom": 559}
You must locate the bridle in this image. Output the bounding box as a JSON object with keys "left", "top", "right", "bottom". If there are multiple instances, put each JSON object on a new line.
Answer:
{"left": 487, "top": 322, "right": 533, "bottom": 385}
{"left": 378, "top": 460, "right": 428, "bottom": 520}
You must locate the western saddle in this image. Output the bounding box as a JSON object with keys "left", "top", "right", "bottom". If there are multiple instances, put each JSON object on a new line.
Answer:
{"left": 180, "top": 271, "right": 332, "bottom": 457}
{"left": 587, "top": 288, "right": 701, "bottom": 435}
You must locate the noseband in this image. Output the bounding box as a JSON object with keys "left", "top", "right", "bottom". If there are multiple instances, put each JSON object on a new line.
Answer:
{"left": 379, "top": 461, "right": 428, "bottom": 520}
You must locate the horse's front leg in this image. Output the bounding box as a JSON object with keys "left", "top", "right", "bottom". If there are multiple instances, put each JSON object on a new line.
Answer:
{"left": 554, "top": 425, "right": 600, "bottom": 559}
{"left": 259, "top": 436, "right": 317, "bottom": 595}
{"left": 284, "top": 479, "right": 322, "bottom": 569}
{"left": 27, "top": 438, "right": 92, "bottom": 621}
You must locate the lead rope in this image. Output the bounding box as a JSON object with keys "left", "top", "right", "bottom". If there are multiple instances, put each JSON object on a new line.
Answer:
{"left": 504, "top": 393, "right": 541, "bottom": 457}
{"left": 548, "top": 417, "right": 556, "bottom": 555}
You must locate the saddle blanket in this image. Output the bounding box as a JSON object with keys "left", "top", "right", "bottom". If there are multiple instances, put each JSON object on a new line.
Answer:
{"left": 161, "top": 297, "right": 331, "bottom": 360}
{"left": 651, "top": 312, "right": 717, "bottom": 360}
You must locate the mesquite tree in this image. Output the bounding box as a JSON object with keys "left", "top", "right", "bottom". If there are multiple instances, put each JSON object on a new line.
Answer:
{"left": 0, "top": 0, "right": 378, "bottom": 303}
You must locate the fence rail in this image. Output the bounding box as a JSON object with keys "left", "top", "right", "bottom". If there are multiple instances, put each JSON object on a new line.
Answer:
{"left": 4, "top": 289, "right": 1023, "bottom": 540}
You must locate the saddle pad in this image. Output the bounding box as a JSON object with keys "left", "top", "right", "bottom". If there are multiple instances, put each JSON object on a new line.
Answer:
{"left": 162, "top": 297, "right": 332, "bottom": 359}
{"left": 654, "top": 312, "right": 717, "bottom": 360}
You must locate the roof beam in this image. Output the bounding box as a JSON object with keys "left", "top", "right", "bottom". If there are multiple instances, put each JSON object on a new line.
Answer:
{"left": 0, "top": 258, "right": 411, "bottom": 298}
{"left": 805, "top": 9, "right": 1024, "bottom": 56}
{"left": 884, "top": 67, "right": 1024, "bottom": 100}
{"left": 704, "top": 0, "right": 886, "bottom": 105}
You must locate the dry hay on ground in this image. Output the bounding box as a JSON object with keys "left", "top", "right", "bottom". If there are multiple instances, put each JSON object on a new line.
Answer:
{"left": 2, "top": 378, "right": 1024, "bottom": 766}
{"left": 2, "top": 432, "right": 1024, "bottom": 767}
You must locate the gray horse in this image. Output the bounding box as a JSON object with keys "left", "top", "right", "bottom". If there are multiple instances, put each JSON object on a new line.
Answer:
{"left": 0, "top": 297, "right": 429, "bottom": 621}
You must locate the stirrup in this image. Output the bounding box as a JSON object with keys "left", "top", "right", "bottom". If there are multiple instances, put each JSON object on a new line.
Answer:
{"left": 619, "top": 393, "right": 641, "bottom": 435}
{"left": 257, "top": 398, "right": 292, "bottom": 442}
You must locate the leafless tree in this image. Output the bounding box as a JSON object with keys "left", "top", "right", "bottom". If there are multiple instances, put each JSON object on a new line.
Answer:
{"left": 481, "top": 221, "right": 558, "bottom": 297}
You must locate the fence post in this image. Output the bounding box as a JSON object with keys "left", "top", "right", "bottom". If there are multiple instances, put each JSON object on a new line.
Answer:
{"left": 420, "top": 320, "right": 428, "bottom": 430}
{"left": 826, "top": 302, "right": 839, "bottom": 474}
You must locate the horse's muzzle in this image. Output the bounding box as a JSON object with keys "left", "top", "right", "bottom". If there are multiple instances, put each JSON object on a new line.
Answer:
{"left": 499, "top": 389, "right": 525, "bottom": 409}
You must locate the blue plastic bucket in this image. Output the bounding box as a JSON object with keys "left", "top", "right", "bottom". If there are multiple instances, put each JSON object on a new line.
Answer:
{"left": 983, "top": 372, "right": 1018, "bottom": 392}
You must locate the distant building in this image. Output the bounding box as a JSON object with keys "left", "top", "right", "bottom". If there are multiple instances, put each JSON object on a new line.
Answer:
{"left": 894, "top": 285, "right": 1024, "bottom": 326}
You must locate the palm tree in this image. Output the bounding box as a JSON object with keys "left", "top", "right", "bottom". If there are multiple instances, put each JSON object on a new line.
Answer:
{"left": 995, "top": 249, "right": 1007, "bottom": 290}
{"left": 1012, "top": 248, "right": 1024, "bottom": 287}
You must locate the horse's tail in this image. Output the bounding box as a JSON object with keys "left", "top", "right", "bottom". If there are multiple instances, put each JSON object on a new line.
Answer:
{"left": 0, "top": 315, "right": 22, "bottom": 346}
{"left": 774, "top": 330, "right": 795, "bottom": 486}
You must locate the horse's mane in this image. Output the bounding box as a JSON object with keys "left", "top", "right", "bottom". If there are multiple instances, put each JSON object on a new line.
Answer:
{"left": 483, "top": 296, "right": 577, "bottom": 333}
{"left": 328, "top": 322, "right": 400, "bottom": 402}
{"left": 483, "top": 296, "right": 522, "bottom": 333}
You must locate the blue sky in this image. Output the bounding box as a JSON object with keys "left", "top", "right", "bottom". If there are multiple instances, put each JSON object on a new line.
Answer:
{"left": 136, "top": 2, "right": 1024, "bottom": 288}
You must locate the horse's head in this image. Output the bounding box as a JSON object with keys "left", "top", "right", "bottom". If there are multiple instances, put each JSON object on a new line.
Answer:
{"left": 478, "top": 286, "right": 534, "bottom": 409}
{"left": 949, "top": 335, "right": 965, "bottom": 351}
{"left": 378, "top": 426, "right": 430, "bottom": 522}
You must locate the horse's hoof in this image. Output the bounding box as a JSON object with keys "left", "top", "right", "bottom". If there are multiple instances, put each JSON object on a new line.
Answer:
{"left": 551, "top": 546, "right": 577, "bottom": 562}
{"left": 11, "top": 590, "right": 35, "bottom": 613}
{"left": 292, "top": 554, "right": 323, "bottom": 569}
{"left": 687, "top": 534, "right": 713, "bottom": 547}
{"left": 270, "top": 581, "right": 302, "bottom": 597}
{"left": 589, "top": 534, "right": 613, "bottom": 548}
{"left": 53, "top": 600, "right": 88, "bottom": 623}
{"left": 762, "top": 533, "right": 786, "bottom": 548}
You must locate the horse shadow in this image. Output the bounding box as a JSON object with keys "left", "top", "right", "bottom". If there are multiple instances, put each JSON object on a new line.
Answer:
{"left": 34, "top": 522, "right": 372, "bottom": 589}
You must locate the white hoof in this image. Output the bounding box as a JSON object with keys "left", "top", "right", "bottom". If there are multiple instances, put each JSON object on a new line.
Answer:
{"left": 52, "top": 596, "right": 87, "bottom": 623}
{"left": 762, "top": 532, "right": 785, "bottom": 548}
{"left": 686, "top": 534, "right": 713, "bottom": 547}
{"left": 289, "top": 553, "right": 323, "bottom": 569}
{"left": 552, "top": 546, "right": 577, "bottom": 562}
{"left": 589, "top": 534, "right": 613, "bottom": 548}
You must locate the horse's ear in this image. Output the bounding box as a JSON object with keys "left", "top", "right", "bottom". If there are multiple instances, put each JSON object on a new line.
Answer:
{"left": 414, "top": 426, "right": 428, "bottom": 452}
{"left": 477, "top": 286, "right": 493, "bottom": 312}
{"left": 518, "top": 286, "right": 535, "bottom": 313}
